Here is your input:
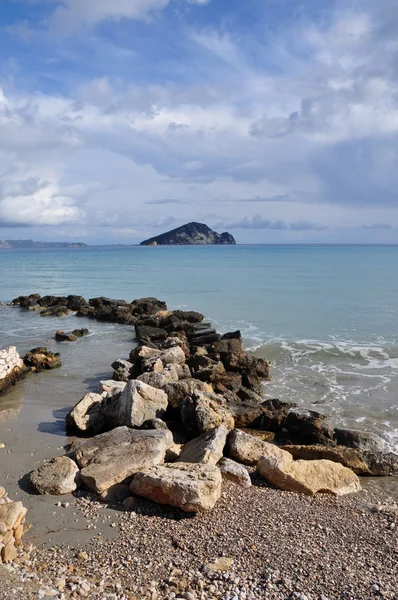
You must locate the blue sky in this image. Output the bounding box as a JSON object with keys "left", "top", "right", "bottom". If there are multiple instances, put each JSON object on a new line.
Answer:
{"left": 0, "top": 0, "right": 397, "bottom": 244}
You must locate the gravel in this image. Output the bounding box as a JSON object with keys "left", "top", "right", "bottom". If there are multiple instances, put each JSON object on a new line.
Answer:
{"left": 1, "top": 475, "right": 397, "bottom": 600}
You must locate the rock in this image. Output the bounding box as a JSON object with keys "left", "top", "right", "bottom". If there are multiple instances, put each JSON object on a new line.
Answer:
{"left": 76, "top": 427, "right": 172, "bottom": 493}
{"left": 164, "top": 379, "right": 212, "bottom": 410}
{"left": 137, "top": 364, "right": 191, "bottom": 389}
{"left": 171, "top": 310, "right": 204, "bottom": 323}
{"left": 99, "top": 484, "right": 131, "bottom": 504}
{"left": 99, "top": 380, "right": 126, "bottom": 395}
{"left": 131, "top": 297, "right": 167, "bottom": 316}
{"left": 257, "top": 450, "right": 361, "bottom": 496}
{"left": 66, "top": 392, "right": 107, "bottom": 434}
{"left": 55, "top": 331, "right": 78, "bottom": 342}
{"left": 30, "top": 456, "right": 80, "bottom": 495}
{"left": 256, "top": 399, "right": 296, "bottom": 431}
{"left": 219, "top": 458, "right": 252, "bottom": 488}
{"left": 165, "top": 442, "right": 183, "bottom": 462}
{"left": 206, "top": 557, "right": 234, "bottom": 572}
{"left": 334, "top": 428, "right": 385, "bottom": 452}
{"left": 135, "top": 325, "right": 168, "bottom": 345}
{"left": 130, "top": 463, "right": 222, "bottom": 512}
{"left": 177, "top": 426, "right": 229, "bottom": 466}
{"left": 240, "top": 428, "right": 275, "bottom": 442}
{"left": 39, "top": 305, "right": 72, "bottom": 317}
{"left": 0, "top": 346, "right": 26, "bottom": 396}
{"left": 23, "top": 347, "right": 61, "bottom": 371}
{"left": 112, "top": 359, "right": 137, "bottom": 382}
{"left": 2, "top": 541, "right": 18, "bottom": 563}
{"left": 223, "top": 352, "right": 270, "bottom": 380}
{"left": 140, "top": 418, "right": 170, "bottom": 431}
{"left": 0, "top": 502, "right": 27, "bottom": 531}
{"left": 284, "top": 409, "right": 334, "bottom": 445}
{"left": 281, "top": 444, "right": 396, "bottom": 476}
{"left": 227, "top": 429, "right": 286, "bottom": 466}
{"left": 107, "top": 380, "right": 168, "bottom": 428}
{"left": 71, "top": 328, "right": 89, "bottom": 338}
{"left": 181, "top": 391, "right": 235, "bottom": 435}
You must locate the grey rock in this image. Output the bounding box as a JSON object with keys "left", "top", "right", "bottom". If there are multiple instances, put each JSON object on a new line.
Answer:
{"left": 30, "top": 457, "right": 80, "bottom": 495}
{"left": 219, "top": 457, "right": 252, "bottom": 488}
{"left": 106, "top": 380, "right": 168, "bottom": 428}
{"left": 177, "top": 426, "right": 228, "bottom": 466}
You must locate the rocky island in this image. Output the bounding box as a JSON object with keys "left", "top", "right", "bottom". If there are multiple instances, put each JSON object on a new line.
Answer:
{"left": 140, "top": 222, "right": 236, "bottom": 246}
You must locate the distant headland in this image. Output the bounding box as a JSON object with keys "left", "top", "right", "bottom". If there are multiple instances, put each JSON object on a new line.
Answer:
{"left": 0, "top": 240, "right": 88, "bottom": 249}
{"left": 140, "top": 222, "right": 236, "bottom": 246}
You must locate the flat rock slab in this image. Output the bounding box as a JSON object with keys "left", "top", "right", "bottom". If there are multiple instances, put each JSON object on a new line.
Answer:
{"left": 30, "top": 456, "right": 80, "bottom": 495}
{"left": 76, "top": 427, "right": 172, "bottom": 493}
{"left": 257, "top": 451, "right": 361, "bottom": 496}
{"left": 177, "top": 426, "right": 228, "bottom": 466}
{"left": 130, "top": 463, "right": 222, "bottom": 512}
{"left": 219, "top": 457, "right": 252, "bottom": 488}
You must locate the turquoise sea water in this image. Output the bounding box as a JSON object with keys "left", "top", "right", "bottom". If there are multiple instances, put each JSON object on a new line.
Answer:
{"left": 0, "top": 245, "right": 397, "bottom": 450}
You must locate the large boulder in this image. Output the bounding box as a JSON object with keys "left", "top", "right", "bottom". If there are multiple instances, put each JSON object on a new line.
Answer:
{"left": 164, "top": 379, "right": 212, "bottom": 409}
{"left": 281, "top": 444, "right": 398, "bottom": 476}
{"left": 333, "top": 428, "right": 385, "bottom": 452}
{"left": 66, "top": 392, "right": 108, "bottom": 434}
{"left": 23, "top": 347, "right": 61, "bottom": 371}
{"left": 130, "top": 463, "right": 222, "bottom": 512}
{"left": 0, "top": 346, "right": 26, "bottom": 396}
{"left": 137, "top": 364, "right": 191, "bottom": 389}
{"left": 257, "top": 449, "right": 361, "bottom": 496}
{"left": 75, "top": 427, "right": 172, "bottom": 493}
{"left": 131, "top": 297, "right": 167, "bottom": 316}
{"left": 30, "top": 457, "right": 80, "bottom": 495}
{"left": 177, "top": 426, "right": 228, "bottom": 466}
{"left": 107, "top": 380, "right": 168, "bottom": 428}
{"left": 219, "top": 457, "right": 252, "bottom": 488}
{"left": 181, "top": 391, "right": 235, "bottom": 436}
{"left": 284, "top": 409, "right": 334, "bottom": 445}
{"left": 227, "top": 429, "right": 285, "bottom": 466}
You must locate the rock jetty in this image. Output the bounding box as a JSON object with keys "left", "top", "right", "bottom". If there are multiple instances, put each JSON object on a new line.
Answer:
{"left": 10, "top": 292, "right": 394, "bottom": 517}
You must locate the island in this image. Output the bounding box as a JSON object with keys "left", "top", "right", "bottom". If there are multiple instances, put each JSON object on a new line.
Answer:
{"left": 140, "top": 222, "right": 236, "bottom": 246}
{"left": 0, "top": 240, "right": 88, "bottom": 249}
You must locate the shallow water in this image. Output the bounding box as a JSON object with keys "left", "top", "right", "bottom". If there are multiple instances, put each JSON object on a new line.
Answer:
{"left": 0, "top": 244, "right": 397, "bottom": 451}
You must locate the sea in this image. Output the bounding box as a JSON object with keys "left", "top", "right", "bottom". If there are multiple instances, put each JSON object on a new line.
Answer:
{"left": 0, "top": 244, "right": 397, "bottom": 453}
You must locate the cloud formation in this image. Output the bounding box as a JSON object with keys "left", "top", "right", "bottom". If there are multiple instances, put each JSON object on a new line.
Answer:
{"left": 0, "top": 0, "right": 397, "bottom": 243}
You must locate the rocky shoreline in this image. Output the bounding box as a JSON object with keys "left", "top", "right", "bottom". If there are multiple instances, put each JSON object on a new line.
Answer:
{"left": 1, "top": 294, "right": 398, "bottom": 599}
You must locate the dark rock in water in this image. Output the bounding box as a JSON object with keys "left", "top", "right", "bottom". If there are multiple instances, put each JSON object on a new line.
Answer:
{"left": 10, "top": 294, "right": 42, "bottom": 309}
{"left": 131, "top": 297, "right": 167, "bottom": 315}
{"left": 39, "top": 305, "right": 72, "bottom": 317}
{"left": 55, "top": 328, "right": 89, "bottom": 342}
{"left": 171, "top": 310, "right": 204, "bottom": 323}
{"left": 282, "top": 444, "right": 398, "bottom": 477}
{"left": 254, "top": 398, "right": 296, "bottom": 432}
{"left": 39, "top": 295, "right": 68, "bottom": 308}
{"left": 55, "top": 331, "right": 78, "bottom": 342}
{"left": 221, "top": 331, "right": 242, "bottom": 341}
{"left": 72, "top": 328, "right": 89, "bottom": 338}
{"left": 334, "top": 428, "right": 385, "bottom": 452}
{"left": 140, "top": 222, "right": 236, "bottom": 246}
{"left": 24, "top": 348, "right": 61, "bottom": 371}
{"left": 66, "top": 295, "right": 87, "bottom": 311}
{"left": 135, "top": 325, "right": 168, "bottom": 344}
{"left": 284, "top": 409, "right": 334, "bottom": 445}
{"left": 361, "top": 451, "right": 398, "bottom": 476}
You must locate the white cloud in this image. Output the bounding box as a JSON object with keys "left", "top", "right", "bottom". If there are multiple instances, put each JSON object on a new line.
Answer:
{"left": 48, "top": 0, "right": 210, "bottom": 33}
{"left": 1, "top": 0, "right": 398, "bottom": 242}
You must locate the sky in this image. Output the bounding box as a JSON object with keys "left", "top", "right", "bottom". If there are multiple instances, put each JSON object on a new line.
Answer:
{"left": 0, "top": 0, "right": 397, "bottom": 244}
